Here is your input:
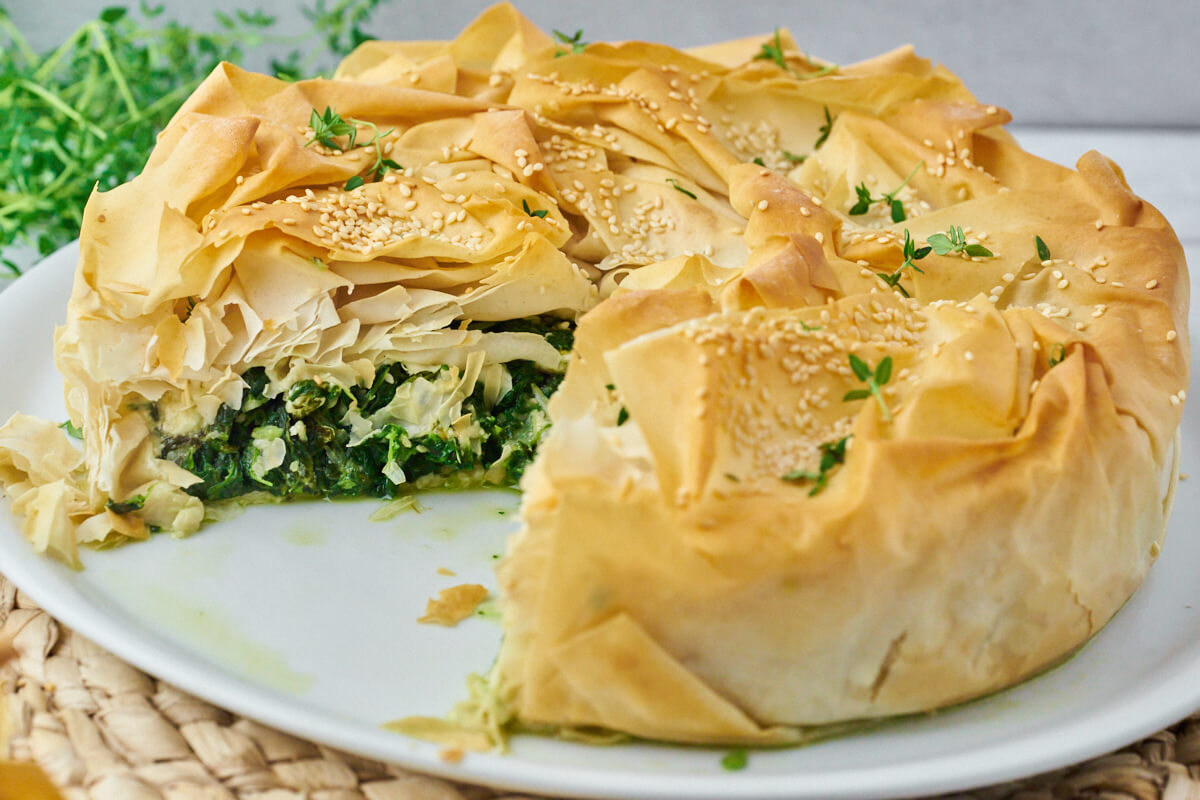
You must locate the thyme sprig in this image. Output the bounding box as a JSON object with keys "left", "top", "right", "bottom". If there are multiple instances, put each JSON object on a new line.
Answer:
{"left": 754, "top": 28, "right": 838, "bottom": 80}
{"left": 849, "top": 162, "right": 924, "bottom": 222}
{"left": 927, "top": 225, "right": 994, "bottom": 258}
{"left": 875, "top": 230, "right": 930, "bottom": 298}
{"left": 306, "top": 107, "right": 400, "bottom": 190}
{"left": 814, "top": 105, "right": 833, "bottom": 149}
{"left": 553, "top": 28, "right": 588, "bottom": 57}
{"left": 783, "top": 435, "right": 851, "bottom": 495}
{"left": 844, "top": 354, "right": 893, "bottom": 422}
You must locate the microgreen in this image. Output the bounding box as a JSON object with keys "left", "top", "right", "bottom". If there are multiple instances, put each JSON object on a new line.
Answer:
{"left": 783, "top": 150, "right": 806, "bottom": 164}
{"left": 522, "top": 199, "right": 548, "bottom": 219}
{"left": 617, "top": 407, "right": 629, "bottom": 426}
{"left": 875, "top": 229, "right": 930, "bottom": 298}
{"left": 1035, "top": 235, "right": 1051, "bottom": 261}
{"left": 344, "top": 175, "right": 365, "bottom": 190}
{"left": 721, "top": 748, "right": 750, "bottom": 771}
{"left": 927, "top": 225, "right": 994, "bottom": 258}
{"left": 553, "top": 28, "right": 587, "bottom": 57}
{"left": 666, "top": 178, "right": 697, "bottom": 199}
{"left": 848, "top": 162, "right": 923, "bottom": 222}
{"left": 1048, "top": 342, "right": 1066, "bottom": 367}
{"left": 783, "top": 435, "right": 851, "bottom": 495}
{"left": 843, "top": 354, "right": 893, "bottom": 421}
{"left": 752, "top": 157, "right": 766, "bottom": 167}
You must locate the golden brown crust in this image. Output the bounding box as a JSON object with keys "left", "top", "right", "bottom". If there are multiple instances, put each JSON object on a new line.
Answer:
{"left": 0, "top": 3, "right": 1187, "bottom": 745}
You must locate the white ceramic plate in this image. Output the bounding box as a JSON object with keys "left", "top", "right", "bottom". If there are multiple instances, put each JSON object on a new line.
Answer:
{"left": 0, "top": 242, "right": 1196, "bottom": 800}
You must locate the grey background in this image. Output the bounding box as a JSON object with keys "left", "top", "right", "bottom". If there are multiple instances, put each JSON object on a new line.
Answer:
{"left": 7, "top": 0, "right": 1199, "bottom": 128}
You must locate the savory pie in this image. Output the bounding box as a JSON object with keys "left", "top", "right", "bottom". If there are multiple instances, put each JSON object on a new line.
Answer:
{"left": 0, "top": 3, "right": 1187, "bottom": 745}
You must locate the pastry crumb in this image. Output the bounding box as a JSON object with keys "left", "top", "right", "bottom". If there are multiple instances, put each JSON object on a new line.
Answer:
{"left": 418, "top": 584, "right": 489, "bottom": 626}
{"left": 437, "top": 567, "right": 457, "bottom": 576}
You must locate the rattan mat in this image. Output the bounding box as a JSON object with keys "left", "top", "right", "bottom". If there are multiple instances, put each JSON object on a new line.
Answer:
{"left": 3, "top": 575, "right": 1200, "bottom": 800}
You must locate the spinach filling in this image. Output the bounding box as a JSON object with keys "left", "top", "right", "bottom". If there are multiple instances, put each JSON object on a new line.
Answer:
{"left": 158, "top": 318, "right": 573, "bottom": 502}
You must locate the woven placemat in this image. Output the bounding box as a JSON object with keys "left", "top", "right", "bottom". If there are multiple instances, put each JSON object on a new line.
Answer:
{"left": 3, "top": 576, "right": 1199, "bottom": 800}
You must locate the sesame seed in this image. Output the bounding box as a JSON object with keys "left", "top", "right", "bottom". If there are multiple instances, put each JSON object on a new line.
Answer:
{"left": 241, "top": 208, "right": 252, "bottom": 216}
{"left": 757, "top": 200, "right": 769, "bottom": 211}
{"left": 1167, "top": 330, "right": 1178, "bottom": 342}
{"left": 1146, "top": 279, "right": 1159, "bottom": 289}
{"left": 235, "top": 175, "right": 245, "bottom": 185}
{"left": 1057, "top": 279, "right": 1069, "bottom": 289}
{"left": 964, "top": 351, "right": 975, "bottom": 361}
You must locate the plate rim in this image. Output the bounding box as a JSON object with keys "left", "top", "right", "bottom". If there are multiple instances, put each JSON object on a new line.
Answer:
{"left": 0, "top": 242, "right": 1197, "bottom": 800}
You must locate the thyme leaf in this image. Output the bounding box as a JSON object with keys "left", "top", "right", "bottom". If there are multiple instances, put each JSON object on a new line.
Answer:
{"left": 522, "top": 199, "right": 548, "bottom": 218}
{"left": 1035, "top": 235, "right": 1051, "bottom": 261}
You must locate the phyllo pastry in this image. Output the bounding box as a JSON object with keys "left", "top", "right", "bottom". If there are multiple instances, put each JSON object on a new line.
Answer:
{"left": 0, "top": 4, "right": 1187, "bottom": 745}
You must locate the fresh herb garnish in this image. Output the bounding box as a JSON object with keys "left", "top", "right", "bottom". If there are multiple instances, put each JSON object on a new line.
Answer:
{"left": 522, "top": 199, "right": 548, "bottom": 219}
{"left": 1035, "top": 235, "right": 1051, "bottom": 261}
{"left": 799, "top": 320, "right": 822, "bottom": 332}
{"left": 306, "top": 108, "right": 398, "bottom": 188}
{"left": 875, "top": 229, "right": 930, "bottom": 298}
{"left": 927, "top": 225, "right": 994, "bottom": 258}
{"left": 783, "top": 435, "right": 851, "bottom": 496}
{"left": 814, "top": 106, "right": 833, "bottom": 150}
{"left": 553, "top": 28, "right": 588, "bottom": 57}
{"left": 849, "top": 162, "right": 923, "bottom": 222}
{"left": 843, "top": 354, "right": 893, "bottom": 422}
{"left": 308, "top": 105, "right": 358, "bottom": 150}
{"left": 754, "top": 28, "right": 837, "bottom": 80}
{"left": 617, "top": 407, "right": 630, "bottom": 426}
{"left": 59, "top": 420, "right": 83, "bottom": 440}
{"left": 783, "top": 150, "right": 806, "bottom": 164}
{"left": 721, "top": 747, "right": 749, "bottom": 771}
{"left": 1048, "top": 342, "right": 1066, "bottom": 367}
{"left": 666, "top": 178, "right": 697, "bottom": 199}
{"left": 752, "top": 157, "right": 766, "bottom": 167}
